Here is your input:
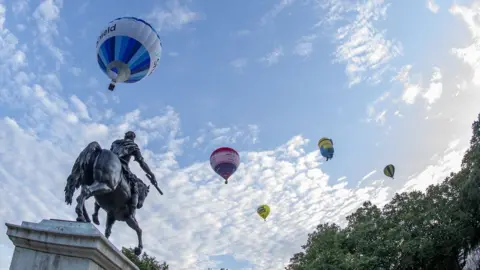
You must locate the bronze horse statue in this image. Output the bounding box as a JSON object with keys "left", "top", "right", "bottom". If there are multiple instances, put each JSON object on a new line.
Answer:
{"left": 64, "top": 141, "right": 162, "bottom": 255}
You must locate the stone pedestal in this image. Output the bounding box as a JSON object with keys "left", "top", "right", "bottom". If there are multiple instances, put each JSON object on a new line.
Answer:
{"left": 5, "top": 219, "right": 138, "bottom": 270}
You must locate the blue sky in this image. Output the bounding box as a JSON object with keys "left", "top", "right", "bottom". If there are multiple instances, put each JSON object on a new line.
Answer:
{"left": 1, "top": 0, "right": 480, "bottom": 269}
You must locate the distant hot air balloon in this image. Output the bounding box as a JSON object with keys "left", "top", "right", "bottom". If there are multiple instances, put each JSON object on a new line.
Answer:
{"left": 257, "top": 205, "right": 270, "bottom": 221}
{"left": 384, "top": 164, "right": 395, "bottom": 179}
{"left": 210, "top": 147, "right": 240, "bottom": 184}
{"left": 318, "top": 137, "right": 334, "bottom": 161}
{"left": 96, "top": 17, "right": 162, "bottom": 91}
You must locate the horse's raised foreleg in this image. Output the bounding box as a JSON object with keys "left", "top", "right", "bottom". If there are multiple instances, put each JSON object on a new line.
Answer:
{"left": 92, "top": 202, "right": 101, "bottom": 225}
{"left": 76, "top": 182, "right": 112, "bottom": 223}
{"left": 126, "top": 216, "right": 143, "bottom": 256}
{"left": 85, "top": 181, "right": 113, "bottom": 196}
{"left": 104, "top": 211, "right": 115, "bottom": 239}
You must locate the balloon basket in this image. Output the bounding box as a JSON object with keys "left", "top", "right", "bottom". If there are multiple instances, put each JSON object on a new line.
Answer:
{"left": 108, "top": 83, "right": 115, "bottom": 91}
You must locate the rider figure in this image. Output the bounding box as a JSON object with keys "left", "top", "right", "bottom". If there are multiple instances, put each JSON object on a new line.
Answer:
{"left": 110, "top": 131, "right": 157, "bottom": 216}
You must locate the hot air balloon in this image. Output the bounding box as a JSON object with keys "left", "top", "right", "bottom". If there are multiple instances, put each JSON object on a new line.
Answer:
{"left": 384, "top": 164, "right": 395, "bottom": 179}
{"left": 257, "top": 205, "right": 270, "bottom": 221}
{"left": 96, "top": 17, "right": 162, "bottom": 91}
{"left": 210, "top": 147, "right": 240, "bottom": 184}
{"left": 318, "top": 137, "right": 334, "bottom": 161}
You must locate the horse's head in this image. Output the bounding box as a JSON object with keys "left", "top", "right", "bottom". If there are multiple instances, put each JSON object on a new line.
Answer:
{"left": 137, "top": 182, "right": 150, "bottom": 209}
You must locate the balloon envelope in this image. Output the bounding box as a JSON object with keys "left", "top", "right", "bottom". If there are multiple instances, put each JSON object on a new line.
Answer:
{"left": 257, "top": 205, "right": 270, "bottom": 220}
{"left": 318, "top": 137, "right": 334, "bottom": 159}
{"left": 384, "top": 164, "right": 395, "bottom": 178}
{"left": 210, "top": 147, "right": 240, "bottom": 183}
{"left": 96, "top": 17, "right": 162, "bottom": 90}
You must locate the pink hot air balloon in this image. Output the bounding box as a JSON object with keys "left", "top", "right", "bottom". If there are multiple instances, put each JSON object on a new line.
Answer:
{"left": 210, "top": 147, "right": 240, "bottom": 184}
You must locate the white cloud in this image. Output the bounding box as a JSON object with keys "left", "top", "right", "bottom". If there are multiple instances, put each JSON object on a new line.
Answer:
{"left": 16, "top": 24, "right": 26, "bottom": 31}
{"left": 394, "top": 65, "right": 444, "bottom": 106}
{"left": 375, "top": 110, "right": 387, "bottom": 124}
{"left": 293, "top": 35, "right": 317, "bottom": 57}
{"left": 70, "top": 95, "right": 91, "bottom": 121}
{"left": 10, "top": 50, "right": 27, "bottom": 70}
{"left": 69, "top": 67, "right": 81, "bottom": 76}
{"left": 41, "top": 73, "right": 62, "bottom": 91}
{"left": 402, "top": 84, "right": 422, "bottom": 104}
{"left": 0, "top": 4, "right": 5, "bottom": 29}
{"left": 32, "top": 0, "right": 65, "bottom": 65}
{"left": 329, "top": 0, "right": 402, "bottom": 86}
{"left": 78, "top": 2, "right": 89, "bottom": 14}
{"left": 423, "top": 67, "right": 443, "bottom": 105}
{"left": 12, "top": 0, "right": 29, "bottom": 17}
{"left": 293, "top": 42, "right": 313, "bottom": 57}
{"left": 147, "top": 0, "right": 202, "bottom": 32}
{"left": 260, "top": 47, "right": 284, "bottom": 66}
{"left": 230, "top": 58, "right": 248, "bottom": 71}
{"left": 234, "top": 29, "right": 251, "bottom": 37}
{"left": 193, "top": 123, "right": 259, "bottom": 150}
{"left": 362, "top": 170, "right": 377, "bottom": 180}
{"left": 450, "top": 2, "right": 480, "bottom": 85}
{"left": 87, "top": 77, "right": 99, "bottom": 88}
{"left": 394, "top": 64, "right": 412, "bottom": 83}
{"left": 260, "top": 0, "right": 296, "bottom": 25}
{"left": 365, "top": 91, "right": 390, "bottom": 125}
{"left": 358, "top": 169, "right": 377, "bottom": 187}
{"left": 35, "top": 0, "right": 60, "bottom": 21}
{"left": 400, "top": 139, "right": 465, "bottom": 193}
{"left": 427, "top": 0, "right": 440, "bottom": 13}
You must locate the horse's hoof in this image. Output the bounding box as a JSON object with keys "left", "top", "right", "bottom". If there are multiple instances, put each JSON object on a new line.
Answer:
{"left": 92, "top": 215, "right": 100, "bottom": 225}
{"left": 134, "top": 247, "right": 142, "bottom": 256}
{"left": 76, "top": 217, "right": 86, "bottom": 222}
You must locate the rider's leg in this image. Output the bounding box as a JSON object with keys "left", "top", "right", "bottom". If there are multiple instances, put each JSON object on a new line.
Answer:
{"left": 130, "top": 180, "right": 139, "bottom": 214}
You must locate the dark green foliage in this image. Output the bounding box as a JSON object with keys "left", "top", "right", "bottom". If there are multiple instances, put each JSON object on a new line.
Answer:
{"left": 286, "top": 113, "right": 480, "bottom": 270}
{"left": 122, "top": 247, "right": 169, "bottom": 270}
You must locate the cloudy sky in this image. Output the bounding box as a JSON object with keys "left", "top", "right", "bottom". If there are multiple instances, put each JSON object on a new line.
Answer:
{"left": 0, "top": 0, "right": 480, "bottom": 269}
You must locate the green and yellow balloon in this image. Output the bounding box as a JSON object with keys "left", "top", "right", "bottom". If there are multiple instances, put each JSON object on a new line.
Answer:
{"left": 257, "top": 205, "right": 270, "bottom": 221}
{"left": 318, "top": 137, "right": 334, "bottom": 161}
{"left": 384, "top": 164, "right": 395, "bottom": 179}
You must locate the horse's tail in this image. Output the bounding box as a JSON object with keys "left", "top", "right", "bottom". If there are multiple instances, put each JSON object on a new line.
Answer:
{"left": 64, "top": 141, "right": 102, "bottom": 205}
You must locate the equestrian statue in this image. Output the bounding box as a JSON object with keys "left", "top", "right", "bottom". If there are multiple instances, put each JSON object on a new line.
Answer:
{"left": 64, "top": 131, "right": 163, "bottom": 255}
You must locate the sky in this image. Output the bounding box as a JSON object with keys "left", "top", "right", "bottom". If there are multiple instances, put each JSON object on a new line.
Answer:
{"left": 0, "top": 0, "right": 480, "bottom": 269}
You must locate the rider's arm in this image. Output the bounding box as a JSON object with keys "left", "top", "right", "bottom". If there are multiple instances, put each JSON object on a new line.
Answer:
{"left": 133, "top": 148, "right": 154, "bottom": 176}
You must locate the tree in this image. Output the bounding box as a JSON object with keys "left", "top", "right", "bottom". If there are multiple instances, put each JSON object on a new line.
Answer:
{"left": 122, "top": 247, "right": 169, "bottom": 270}
{"left": 286, "top": 223, "right": 352, "bottom": 270}
{"left": 343, "top": 201, "right": 390, "bottom": 270}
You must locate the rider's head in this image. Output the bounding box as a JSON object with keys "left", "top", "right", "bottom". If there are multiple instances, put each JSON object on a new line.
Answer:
{"left": 124, "top": 131, "right": 136, "bottom": 141}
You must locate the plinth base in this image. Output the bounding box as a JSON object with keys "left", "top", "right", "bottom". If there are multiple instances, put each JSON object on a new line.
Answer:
{"left": 5, "top": 219, "right": 138, "bottom": 270}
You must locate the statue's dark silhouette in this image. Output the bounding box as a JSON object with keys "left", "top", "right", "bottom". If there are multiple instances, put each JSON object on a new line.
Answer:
{"left": 64, "top": 131, "right": 163, "bottom": 255}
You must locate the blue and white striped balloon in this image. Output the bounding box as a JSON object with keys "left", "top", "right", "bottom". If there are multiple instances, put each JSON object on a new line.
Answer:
{"left": 96, "top": 17, "right": 162, "bottom": 91}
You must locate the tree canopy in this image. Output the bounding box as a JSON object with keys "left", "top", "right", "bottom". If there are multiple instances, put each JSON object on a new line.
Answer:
{"left": 286, "top": 113, "right": 480, "bottom": 270}
{"left": 122, "top": 247, "right": 169, "bottom": 270}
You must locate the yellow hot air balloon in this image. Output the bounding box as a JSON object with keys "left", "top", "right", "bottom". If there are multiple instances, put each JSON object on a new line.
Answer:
{"left": 257, "top": 205, "right": 270, "bottom": 221}
{"left": 318, "top": 137, "right": 334, "bottom": 161}
{"left": 384, "top": 164, "right": 395, "bottom": 179}
{"left": 318, "top": 137, "right": 332, "bottom": 148}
